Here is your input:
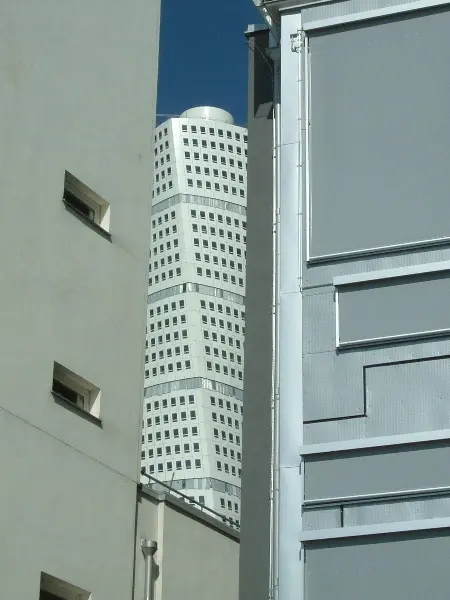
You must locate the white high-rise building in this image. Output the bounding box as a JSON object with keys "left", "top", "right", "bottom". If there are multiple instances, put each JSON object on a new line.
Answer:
{"left": 141, "top": 106, "right": 247, "bottom": 524}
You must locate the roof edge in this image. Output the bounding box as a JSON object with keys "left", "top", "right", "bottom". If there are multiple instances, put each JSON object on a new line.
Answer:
{"left": 139, "top": 485, "right": 240, "bottom": 542}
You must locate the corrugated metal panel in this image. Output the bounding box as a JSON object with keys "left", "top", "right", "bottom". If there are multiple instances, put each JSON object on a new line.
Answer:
{"left": 303, "top": 290, "right": 335, "bottom": 354}
{"left": 303, "top": 506, "right": 341, "bottom": 530}
{"left": 304, "top": 496, "right": 450, "bottom": 530}
{"left": 303, "top": 352, "right": 364, "bottom": 421}
{"left": 345, "top": 496, "right": 450, "bottom": 527}
{"left": 365, "top": 357, "right": 450, "bottom": 435}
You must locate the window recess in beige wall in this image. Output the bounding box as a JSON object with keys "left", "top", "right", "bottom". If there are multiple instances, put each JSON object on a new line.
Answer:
{"left": 52, "top": 361, "right": 102, "bottom": 426}
{"left": 63, "top": 170, "right": 111, "bottom": 240}
{"left": 39, "top": 571, "right": 90, "bottom": 600}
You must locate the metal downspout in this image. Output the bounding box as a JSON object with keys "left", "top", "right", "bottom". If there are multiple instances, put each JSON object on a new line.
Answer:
{"left": 141, "top": 539, "right": 158, "bottom": 600}
{"left": 270, "top": 46, "right": 282, "bottom": 600}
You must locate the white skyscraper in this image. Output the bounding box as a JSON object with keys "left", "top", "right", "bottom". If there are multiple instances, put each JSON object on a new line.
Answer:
{"left": 141, "top": 106, "right": 247, "bottom": 524}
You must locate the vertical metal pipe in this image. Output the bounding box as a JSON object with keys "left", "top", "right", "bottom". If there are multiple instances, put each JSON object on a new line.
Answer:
{"left": 141, "top": 539, "right": 157, "bottom": 600}
{"left": 270, "top": 36, "right": 282, "bottom": 600}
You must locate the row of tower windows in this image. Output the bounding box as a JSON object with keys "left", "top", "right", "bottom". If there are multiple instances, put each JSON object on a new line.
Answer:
{"left": 145, "top": 425, "right": 199, "bottom": 440}
{"left": 183, "top": 151, "right": 246, "bottom": 167}
{"left": 203, "top": 330, "right": 243, "bottom": 349}
{"left": 216, "top": 461, "right": 241, "bottom": 477}
{"left": 191, "top": 210, "right": 246, "bottom": 229}
{"left": 154, "top": 127, "right": 168, "bottom": 142}
{"left": 193, "top": 232, "right": 245, "bottom": 244}
{"left": 205, "top": 346, "right": 243, "bottom": 365}
{"left": 145, "top": 361, "right": 192, "bottom": 378}
{"left": 153, "top": 181, "right": 174, "bottom": 196}
{"left": 148, "top": 331, "right": 242, "bottom": 351}
{"left": 149, "top": 253, "right": 180, "bottom": 270}
{"left": 146, "top": 409, "right": 197, "bottom": 422}
{"left": 192, "top": 235, "right": 245, "bottom": 257}
{"left": 181, "top": 123, "right": 247, "bottom": 143}
{"left": 206, "top": 362, "right": 243, "bottom": 381}
{"left": 154, "top": 167, "right": 172, "bottom": 183}
{"left": 220, "top": 498, "right": 240, "bottom": 513}
{"left": 215, "top": 445, "right": 242, "bottom": 462}
{"left": 186, "top": 164, "right": 245, "bottom": 184}
{"left": 142, "top": 459, "right": 202, "bottom": 472}
{"left": 200, "top": 301, "right": 245, "bottom": 320}
{"left": 154, "top": 154, "right": 171, "bottom": 169}
{"left": 145, "top": 441, "right": 200, "bottom": 454}
{"left": 202, "top": 314, "right": 243, "bottom": 334}
{"left": 195, "top": 252, "right": 244, "bottom": 272}
{"left": 210, "top": 396, "right": 242, "bottom": 412}
{"left": 151, "top": 238, "right": 179, "bottom": 255}
{"left": 148, "top": 300, "right": 185, "bottom": 315}
{"left": 145, "top": 394, "right": 195, "bottom": 411}
{"left": 187, "top": 179, "right": 245, "bottom": 197}
{"left": 148, "top": 268, "right": 182, "bottom": 287}
{"left": 183, "top": 138, "right": 245, "bottom": 157}
{"left": 152, "top": 210, "right": 176, "bottom": 226}
{"left": 213, "top": 428, "right": 241, "bottom": 446}
{"left": 195, "top": 268, "right": 244, "bottom": 287}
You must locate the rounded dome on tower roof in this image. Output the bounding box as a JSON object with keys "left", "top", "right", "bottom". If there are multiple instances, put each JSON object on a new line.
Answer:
{"left": 180, "top": 106, "right": 234, "bottom": 125}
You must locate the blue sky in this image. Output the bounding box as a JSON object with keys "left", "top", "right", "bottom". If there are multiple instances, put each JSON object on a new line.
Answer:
{"left": 156, "top": 0, "right": 263, "bottom": 127}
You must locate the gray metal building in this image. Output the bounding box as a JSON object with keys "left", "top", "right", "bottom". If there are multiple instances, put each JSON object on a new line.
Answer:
{"left": 242, "top": 1, "right": 450, "bottom": 599}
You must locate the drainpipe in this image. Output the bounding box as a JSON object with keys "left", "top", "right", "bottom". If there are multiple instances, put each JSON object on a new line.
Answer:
{"left": 141, "top": 539, "right": 158, "bottom": 600}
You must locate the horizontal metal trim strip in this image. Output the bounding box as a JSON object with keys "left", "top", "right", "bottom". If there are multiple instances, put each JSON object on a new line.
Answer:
{"left": 337, "top": 328, "right": 450, "bottom": 350}
{"left": 302, "top": 0, "right": 450, "bottom": 31}
{"left": 333, "top": 260, "right": 450, "bottom": 287}
{"left": 303, "top": 485, "right": 450, "bottom": 509}
{"left": 307, "top": 236, "right": 450, "bottom": 265}
{"left": 300, "top": 516, "right": 450, "bottom": 542}
{"left": 299, "top": 429, "right": 450, "bottom": 456}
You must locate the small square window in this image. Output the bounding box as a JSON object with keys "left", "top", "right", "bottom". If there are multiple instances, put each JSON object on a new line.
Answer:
{"left": 52, "top": 362, "right": 101, "bottom": 423}
{"left": 63, "top": 171, "right": 111, "bottom": 239}
{"left": 40, "top": 572, "right": 90, "bottom": 600}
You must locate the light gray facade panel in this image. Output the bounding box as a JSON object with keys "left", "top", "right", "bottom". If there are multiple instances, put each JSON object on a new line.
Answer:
{"left": 304, "top": 443, "right": 450, "bottom": 500}
{"left": 280, "top": 143, "right": 301, "bottom": 294}
{"left": 279, "top": 20, "right": 300, "bottom": 147}
{"left": 280, "top": 292, "right": 304, "bottom": 465}
{"left": 304, "top": 531, "right": 450, "bottom": 600}
{"left": 338, "top": 273, "right": 450, "bottom": 346}
{"left": 308, "top": 6, "right": 450, "bottom": 259}
{"left": 304, "top": 417, "right": 367, "bottom": 445}
{"left": 276, "top": 13, "right": 305, "bottom": 600}
{"left": 303, "top": 352, "right": 364, "bottom": 422}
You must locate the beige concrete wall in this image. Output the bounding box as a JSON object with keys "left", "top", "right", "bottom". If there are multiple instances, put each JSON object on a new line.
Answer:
{"left": 136, "top": 490, "right": 240, "bottom": 600}
{"left": 0, "top": 1, "right": 160, "bottom": 598}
